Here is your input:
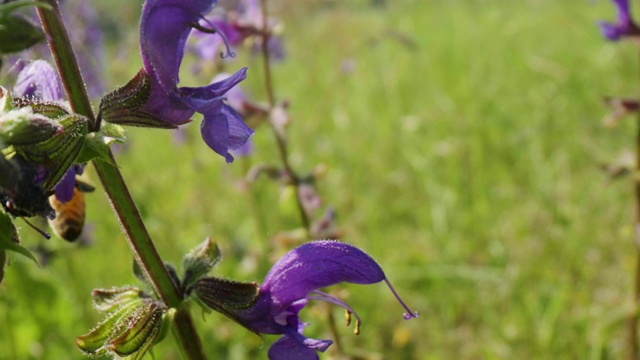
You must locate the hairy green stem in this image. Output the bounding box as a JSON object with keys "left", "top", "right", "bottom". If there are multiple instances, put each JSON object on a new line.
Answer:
{"left": 35, "top": 1, "right": 205, "bottom": 359}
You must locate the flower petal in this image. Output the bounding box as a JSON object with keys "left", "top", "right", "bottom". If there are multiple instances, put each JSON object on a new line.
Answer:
{"left": 211, "top": 72, "right": 248, "bottom": 113}
{"left": 200, "top": 104, "right": 253, "bottom": 163}
{"left": 140, "top": 76, "right": 194, "bottom": 125}
{"left": 53, "top": 167, "right": 76, "bottom": 203}
{"left": 13, "top": 60, "right": 63, "bottom": 101}
{"left": 140, "top": 0, "right": 215, "bottom": 93}
{"left": 599, "top": 21, "right": 625, "bottom": 40}
{"left": 262, "top": 240, "right": 386, "bottom": 317}
{"left": 180, "top": 68, "right": 248, "bottom": 106}
{"left": 267, "top": 335, "right": 321, "bottom": 360}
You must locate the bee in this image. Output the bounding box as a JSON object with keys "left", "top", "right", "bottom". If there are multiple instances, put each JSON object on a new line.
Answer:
{"left": 48, "top": 178, "right": 94, "bottom": 242}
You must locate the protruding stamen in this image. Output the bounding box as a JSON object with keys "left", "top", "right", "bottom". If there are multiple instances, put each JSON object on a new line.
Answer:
{"left": 190, "top": 21, "right": 216, "bottom": 34}
{"left": 354, "top": 318, "right": 361, "bottom": 335}
{"left": 383, "top": 277, "right": 419, "bottom": 320}
{"left": 345, "top": 309, "right": 351, "bottom": 326}
{"left": 308, "top": 290, "right": 363, "bottom": 332}
{"left": 197, "top": 16, "right": 236, "bottom": 59}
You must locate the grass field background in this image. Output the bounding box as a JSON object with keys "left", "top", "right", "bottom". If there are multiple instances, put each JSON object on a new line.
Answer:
{"left": 1, "top": 0, "right": 638, "bottom": 358}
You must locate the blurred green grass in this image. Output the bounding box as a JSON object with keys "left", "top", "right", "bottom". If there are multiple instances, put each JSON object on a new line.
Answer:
{"left": 2, "top": 0, "right": 640, "bottom": 358}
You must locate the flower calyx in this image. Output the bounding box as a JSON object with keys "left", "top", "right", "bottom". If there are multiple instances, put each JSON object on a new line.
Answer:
{"left": 98, "top": 68, "right": 180, "bottom": 129}
{"left": 76, "top": 286, "right": 172, "bottom": 359}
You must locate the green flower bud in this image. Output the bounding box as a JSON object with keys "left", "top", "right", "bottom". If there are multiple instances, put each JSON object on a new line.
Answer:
{"left": 107, "top": 300, "right": 166, "bottom": 357}
{"left": 92, "top": 287, "right": 147, "bottom": 312}
{"left": 76, "top": 298, "right": 143, "bottom": 354}
{"left": 77, "top": 286, "right": 167, "bottom": 360}
{"left": 0, "top": 107, "right": 63, "bottom": 146}
{"left": 12, "top": 97, "right": 71, "bottom": 119}
{"left": 181, "top": 237, "right": 221, "bottom": 288}
{"left": 13, "top": 113, "right": 88, "bottom": 190}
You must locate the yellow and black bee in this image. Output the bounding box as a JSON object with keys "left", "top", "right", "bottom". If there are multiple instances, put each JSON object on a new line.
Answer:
{"left": 48, "top": 178, "right": 94, "bottom": 242}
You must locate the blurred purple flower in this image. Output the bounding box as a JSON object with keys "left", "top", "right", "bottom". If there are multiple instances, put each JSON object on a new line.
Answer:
{"left": 599, "top": 0, "right": 640, "bottom": 40}
{"left": 5, "top": 0, "right": 104, "bottom": 98}
{"left": 13, "top": 60, "right": 63, "bottom": 100}
{"left": 228, "top": 241, "right": 419, "bottom": 359}
{"left": 192, "top": 0, "right": 285, "bottom": 62}
{"left": 139, "top": 0, "right": 253, "bottom": 163}
{"left": 63, "top": 0, "right": 105, "bottom": 97}
{"left": 230, "top": 138, "right": 254, "bottom": 158}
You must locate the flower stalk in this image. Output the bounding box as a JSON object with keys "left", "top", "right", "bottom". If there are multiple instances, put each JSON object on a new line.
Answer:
{"left": 631, "top": 109, "right": 640, "bottom": 360}
{"left": 34, "top": 1, "right": 205, "bottom": 358}
{"left": 258, "top": 0, "right": 310, "bottom": 232}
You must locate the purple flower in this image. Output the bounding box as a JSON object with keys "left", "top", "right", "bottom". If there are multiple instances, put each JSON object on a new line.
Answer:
{"left": 5, "top": 0, "right": 105, "bottom": 98}
{"left": 599, "top": 0, "right": 640, "bottom": 41}
{"left": 139, "top": 0, "right": 253, "bottom": 163}
{"left": 13, "top": 60, "right": 63, "bottom": 101}
{"left": 211, "top": 72, "right": 249, "bottom": 114}
{"left": 221, "top": 241, "right": 419, "bottom": 359}
{"left": 64, "top": 0, "right": 105, "bottom": 97}
{"left": 53, "top": 164, "right": 83, "bottom": 203}
{"left": 192, "top": 0, "right": 285, "bottom": 62}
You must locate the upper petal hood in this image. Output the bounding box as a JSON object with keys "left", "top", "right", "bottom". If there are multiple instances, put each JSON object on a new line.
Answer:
{"left": 262, "top": 241, "right": 386, "bottom": 318}
{"left": 140, "top": 0, "right": 215, "bottom": 94}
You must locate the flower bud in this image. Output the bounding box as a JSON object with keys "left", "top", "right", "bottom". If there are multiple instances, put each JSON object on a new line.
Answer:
{"left": 77, "top": 286, "right": 167, "bottom": 359}
{"left": 0, "top": 107, "right": 63, "bottom": 146}
{"left": 92, "top": 287, "right": 146, "bottom": 312}
{"left": 107, "top": 300, "right": 166, "bottom": 357}
{"left": 13, "top": 113, "right": 88, "bottom": 190}
{"left": 12, "top": 97, "right": 71, "bottom": 119}
{"left": 0, "top": 212, "right": 39, "bottom": 268}
{"left": 181, "top": 237, "right": 221, "bottom": 287}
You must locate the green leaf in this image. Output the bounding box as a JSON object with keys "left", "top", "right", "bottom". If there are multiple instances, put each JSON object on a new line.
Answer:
{"left": 0, "top": 14, "right": 44, "bottom": 54}
{"left": 0, "top": 250, "right": 6, "bottom": 285}
{"left": 0, "top": 212, "right": 38, "bottom": 265}
{"left": 0, "top": 1, "right": 51, "bottom": 16}
{"left": 76, "top": 123, "right": 125, "bottom": 164}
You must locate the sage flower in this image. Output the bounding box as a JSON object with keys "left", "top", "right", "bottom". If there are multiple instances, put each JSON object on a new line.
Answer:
{"left": 139, "top": 0, "right": 252, "bottom": 163}
{"left": 194, "top": 241, "right": 419, "bottom": 359}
